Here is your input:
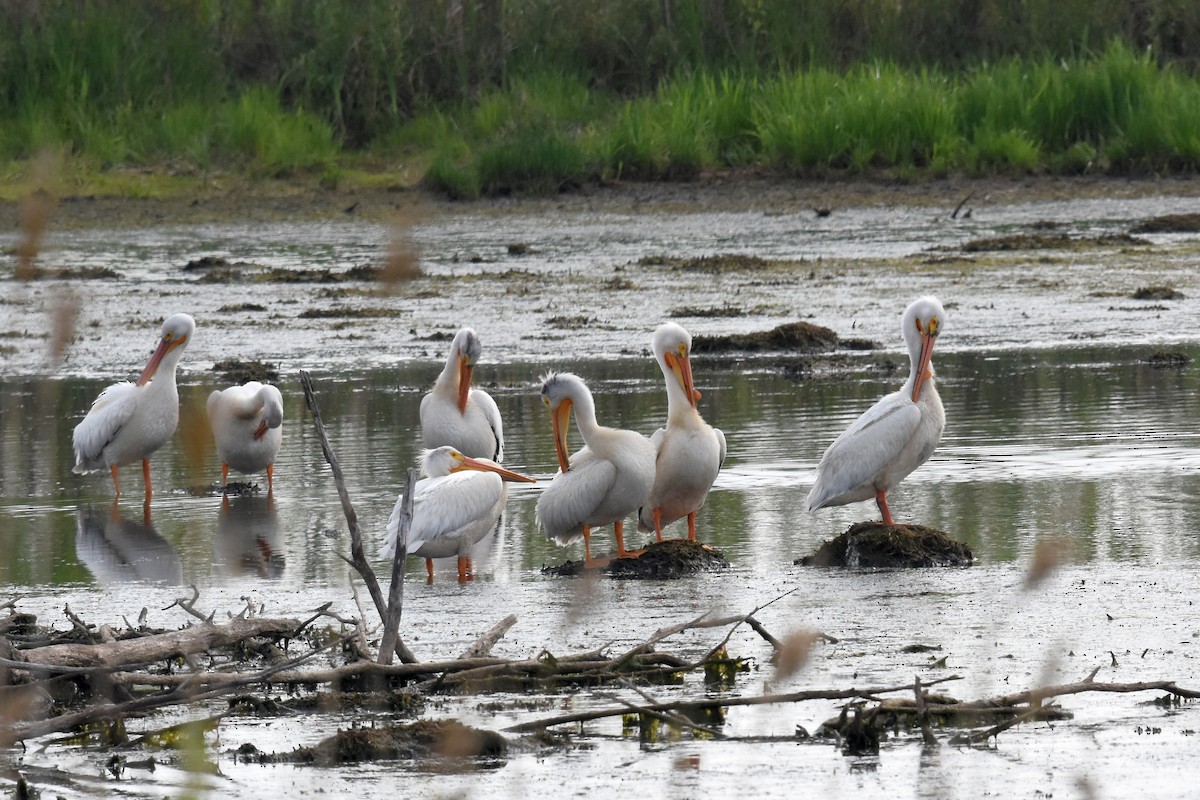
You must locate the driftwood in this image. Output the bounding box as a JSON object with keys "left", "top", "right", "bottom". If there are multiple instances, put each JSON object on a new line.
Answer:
{"left": 16, "top": 617, "right": 298, "bottom": 670}
{"left": 299, "top": 370, "right": 417, "bottom": 665}
{"left": 378, "top": 468, "right": 415, "bottom": 666}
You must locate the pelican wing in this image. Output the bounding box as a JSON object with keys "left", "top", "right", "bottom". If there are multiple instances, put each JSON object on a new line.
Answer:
{"left": 535, "top": 448, "right": 617, "bottom": 540}
{"left": 470, "top": 388, "right": 505, "bottom": 462}
{"left": 715, "top": 427, "right": 728, "bottom": 470}
{"left": 381, "top": 472, "right": 502, "bottom": 558}
{"left": 807, "top": 392, "right": 919, "bottom": 511}
{"left": 72, "top": 382, "right": 139, "bottom": 472}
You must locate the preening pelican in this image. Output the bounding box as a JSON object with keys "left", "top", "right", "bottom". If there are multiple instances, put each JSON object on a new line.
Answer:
{"left": 807, "top": 296, "right": 946, "bottom": 525}
{"left": 380, "top": 446, "right": 535, "bottom": 583}
{"left": 72, "top": 314, "right": 195, "bottom": 499}
{"left": 421, "top": 328, "right": 504, "bottom": 461}
{"left": 207, "top": 381, "right": 284, "bottom": 489}
{"left": 638, "top": 323, "right": 727, "bottom": 542}
{"left": 535, "top": 372, "right": 657, "bottom": 564}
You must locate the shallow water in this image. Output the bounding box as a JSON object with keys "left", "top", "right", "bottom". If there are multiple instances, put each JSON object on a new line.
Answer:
{"left": 2, "top": 190, "right": 1200, "bottom": 798}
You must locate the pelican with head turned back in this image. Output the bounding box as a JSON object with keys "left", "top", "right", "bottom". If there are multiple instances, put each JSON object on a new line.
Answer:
{"left": 380, "top": 446, "right": 535, "bottom": 583}
{"left": 420, "top": 327, "right": 504, "bottom": 462}
{"left": 207, "top": 381, "right": 284, "bottom": 490}
{"left": 535, "top": 371, "right": 657, "bottom": 565}
{"left": 72, "top": 313, "right": 195, "bottom": 500}
{"left": 638, "top": 323, "right": 726, "bottom": 543}
{"left": 807, "top": 296, "right": 946, "bottom": 525}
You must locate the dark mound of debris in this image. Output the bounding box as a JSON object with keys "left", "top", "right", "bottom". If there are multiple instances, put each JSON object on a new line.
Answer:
{"left": 211, "top": 360, "right": 281, "bottom": 384}
{"left": 1130, "top": 213, "right": 1200, "bottom": 234}
{"left": 1132, "top": 285, "right": 1184, "bottom": 300}
{"left": 798, "top": 522, "right": 973, "bottom": 568}
{"left": 694, "top": 321, "right": 865, "bottom": 353}
{"left": 543, "top": 538, "right": 730, "bottom": 579}
{"left": 260, "top": 719, "right": 506, "bottom": 765}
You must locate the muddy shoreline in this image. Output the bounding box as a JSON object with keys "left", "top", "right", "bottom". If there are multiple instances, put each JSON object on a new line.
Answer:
{"left": 7, "top": 172, "right": 1200, "bottom": 230}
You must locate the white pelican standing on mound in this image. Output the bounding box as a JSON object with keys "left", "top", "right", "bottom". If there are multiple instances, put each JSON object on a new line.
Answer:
{"left": 638, "top": 323, "right": 727, "bottom": 543}
{"left": 807, "top": 296, "right": 946, "bottom": 525}
{"left": 207, "top": 382, "right": 284, "bottom": 490}
{"left": 380, "top": 446, "right": 535, "bottom": 583}
{"left": 72, "top": 314, "right": 195, "bottom": 500}
{"left": 535, "top": 372, "right": 657, "bottom": 565}
{"left": 421, "top": 327, "right": 504, "bottom": 462}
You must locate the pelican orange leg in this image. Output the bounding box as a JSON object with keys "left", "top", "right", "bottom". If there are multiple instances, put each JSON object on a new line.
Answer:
{"left": 653, "top": 508, "right": 664, "bottom": 543}
{"left": 143, "top": 459, "right": 153, "bottom": 502}
{"left": 687, "top": 511, "right": 697, "bottom": 543}
{"left": 456, "top": 556, "right": 470, "bottom": 583}
{"left": 425, "top": 558, "right": 435, "bottom": 584}
{"left": 110, "top": 465, "right": 121, "bottom": 496}
{"left": 613, "top": 521, "right": 645, "bottom": 560}
{"left": 875, "top": 489, "right": 895, "bottom": 526}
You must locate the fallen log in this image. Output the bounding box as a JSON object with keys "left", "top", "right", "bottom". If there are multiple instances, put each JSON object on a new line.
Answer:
{"left": 16, "top": 617, "right": 299, "bottom": 670}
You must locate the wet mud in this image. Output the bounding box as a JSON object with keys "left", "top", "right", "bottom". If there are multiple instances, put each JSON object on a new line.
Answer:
{"left": 253, "top": 719, "right": 506, "bottom": 765}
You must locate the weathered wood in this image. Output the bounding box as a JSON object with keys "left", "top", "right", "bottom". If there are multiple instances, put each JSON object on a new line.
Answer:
{"left": 460, "top": 614, "right": 518, "bottom": 660}
{"left": 379, "top": 467, "right": 415, "bottom": 666}
{"left": 16, "top": 617, "right": 298, "bottom": 669}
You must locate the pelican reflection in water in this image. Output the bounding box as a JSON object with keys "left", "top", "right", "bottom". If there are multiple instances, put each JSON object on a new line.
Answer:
{"left": 215, "top": 494, "right": 284, "bottom": 579}
{"left": 75, "top": 504, "right": 182, "bottom": 585}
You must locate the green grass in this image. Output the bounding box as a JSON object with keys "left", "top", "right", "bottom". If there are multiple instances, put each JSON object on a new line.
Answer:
{"left": 4, "top": 2, "right": 1200, "bottom": 194}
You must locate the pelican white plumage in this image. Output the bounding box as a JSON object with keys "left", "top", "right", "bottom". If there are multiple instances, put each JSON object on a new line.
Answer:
{"left": 806, "top": 296, "right": 946, "bottom": 525}
{"left": 421, "top": 328, "right": 504, "bottom": 461}
{"left": 207, "top": 381, "right": 284, "bottom": 489}
{"left": 380, "top": 446, "right": 535, "bottom": 583}
{"left": 72, "top": 313, "right": 195, "bottom": 499}
{"left": 638, "top": 323, "right": 727, "bottom": 543}
{"left": 535, "top": 371, "right": 657, "bottom": 564}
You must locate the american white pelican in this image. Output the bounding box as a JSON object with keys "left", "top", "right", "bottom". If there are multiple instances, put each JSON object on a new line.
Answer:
{"left": 638, "top": 323, "right": 727, "bottom": 542}
{"left": 72, "top": 313, "right": 195, "bottom": 499}
{"left": 807, "top": 296, "right": 946, "bottom": 525}
{"left": 380, "top": 446, "right": 535, "bottom": 583}
{"left": 535, "top": 372, "right": 657, "bottom": 565}
{"left": 421, "top": 328, "right": 504, "bottom": 461}
{"left": 207, "top": 381, "right": 284, "bottom": 489}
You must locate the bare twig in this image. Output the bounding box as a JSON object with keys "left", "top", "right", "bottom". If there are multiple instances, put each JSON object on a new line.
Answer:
{"left": 299, "top": 370, "right": 417, "bottom": 664}
{"left": 163, "top": 586, "right": 212, "bottom": 623}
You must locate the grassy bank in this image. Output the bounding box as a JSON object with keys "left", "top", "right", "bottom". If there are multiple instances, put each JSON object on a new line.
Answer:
{"left": 2, "top": 2, "right": 1200, "bottom": 197}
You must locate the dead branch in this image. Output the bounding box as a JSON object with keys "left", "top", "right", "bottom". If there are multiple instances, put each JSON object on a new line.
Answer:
{"left": 163, "top": 585, "right": 214, "bottom": 623}
{"left": 378, "top": 468, "right": 414, "bottom": 666}
{"left": 0, "top": 633, "right": 341, "bottom": 744}
{"left": 16, "top": 617, "right": 298, "bottom": 670}
{"left": 947, "top": 702, "right": 1060, "bottom": 745}
{"left": 460, "top": 615, "right": 518, "bottom": 660}
{"left": 505, "top": 676, "right": 965, "bottom": 734}
{"left": 299, "top": 370, "right": 417, "bottom": 665}
{"left": 986, "top": 677, "right": 1200, "bottom": 706}
{"left": 63, "top": 604, "right": 97, "bottom": 644}
{"left": 616, "top": 678, "right": 726, "bottom": 739}
{"left": 913, "top": 675, "right": 937, "bottom": 746}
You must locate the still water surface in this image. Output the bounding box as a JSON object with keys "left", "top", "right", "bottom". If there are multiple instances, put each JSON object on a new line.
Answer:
{"left": 1, "top": 191, "right": 1200, "bottom": 797}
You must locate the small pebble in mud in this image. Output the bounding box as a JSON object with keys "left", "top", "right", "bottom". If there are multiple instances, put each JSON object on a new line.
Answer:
{"left": 798, "top": 522, "right": 973, "bottom": 568}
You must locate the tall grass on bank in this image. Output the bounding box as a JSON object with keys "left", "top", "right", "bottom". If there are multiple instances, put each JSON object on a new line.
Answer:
{"left": 3, "top": 0, "right": 1200, "bottom": 170}
{"left": 418, "top": 43, "right": 1200, "bottom": 196}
